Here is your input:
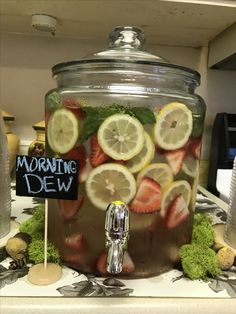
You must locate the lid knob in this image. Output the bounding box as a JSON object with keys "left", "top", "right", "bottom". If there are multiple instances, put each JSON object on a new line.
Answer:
{"left": 109, "top": 26, "right": 145, "bottom": 49}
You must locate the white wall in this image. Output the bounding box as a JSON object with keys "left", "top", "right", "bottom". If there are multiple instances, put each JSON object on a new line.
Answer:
{"left": 1, "top": 32, "right": 236, "bottom": 160}
{"left": 0, "top": 33, "right": 105, "bottom": 142}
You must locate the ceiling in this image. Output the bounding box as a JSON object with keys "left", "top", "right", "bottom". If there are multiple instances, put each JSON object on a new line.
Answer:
{"left": 0, "top": 0, "right": 236, "bottom": 47}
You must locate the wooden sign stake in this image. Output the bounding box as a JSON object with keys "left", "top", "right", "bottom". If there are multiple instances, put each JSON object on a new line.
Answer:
{"left": 44, "top": 198, "right": 48, "bottom": 270}
{"left": 27, "top": 198, "right": 62, "bottom": 286}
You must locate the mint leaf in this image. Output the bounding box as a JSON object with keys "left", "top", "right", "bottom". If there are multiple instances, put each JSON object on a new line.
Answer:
{"left": 191, "top": 113, "right": 205, "bottom": 138}
{"left": 46, "top": 91, "right": 62, "bottom": 112}
{"left": 80, "top": 105, "right": 155, "bottom": 142}
{"left": 81, "top": 106, "right": 125, "bottom": 142}
{"left": 129, "top": 107, "right": 156, "bottom": 124}
{"left": 81, "top": 116, "right": 105, "bottom": 142}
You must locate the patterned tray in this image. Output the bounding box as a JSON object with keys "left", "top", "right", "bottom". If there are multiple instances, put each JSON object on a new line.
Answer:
{"left": 1, "top": 184, "right": 236, "bottom": 298}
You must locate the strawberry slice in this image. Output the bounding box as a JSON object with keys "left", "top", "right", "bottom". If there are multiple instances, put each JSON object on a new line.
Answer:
{"left": 90, "top": 133, "right": 110, "bottom": 167}
{"left": 96, "top": 251, "right": 135, "bottom": 275}
{"left": 64, "top": 233, "right": 87, "bottom": 252}
{"left": 188, "top": 138, "right": 202, "bottom": 159}
{"left": 122, "top": 252, "right": 135, "bottom": 273}
{"left": 164, "top": 194, "right": 189, "bottom": 229}
{"left": 67, "top": 145, "right": 87, "bottom": 171}
{"left": 63, "top": 98, "right": 86, "bottom": 119}
{"left": 62, "top": 252, "right": 87, "bottom": 270}
{"left": 112, "top": 159, "right": 126, "bottom": 166}
{"left": 79, "top": 158, "right": 93, "bottom": 183}
{"left": 129, "top": 178, "right": 161, "bottom": 213}
{"left": 63, "top": 98, "right": 77, "bottom": 108}
{"left": 164, "top": 148, "right": 186, "bottom": 175}
{"left": 96, "top": 251, "right": 108, "bottom": 275}
{"left": 58, "top": 195, "right": 84, "bottom": 221}
{"left": 45, "top": 111, "right": 51, "bottom": 125}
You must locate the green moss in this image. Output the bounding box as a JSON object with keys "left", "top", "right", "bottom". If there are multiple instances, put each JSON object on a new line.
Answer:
{"left": 28, "top": 239, "right": 61, "bottom": 265}
{"left": 179, "top": 213, "right": 221, "bottom": 280}
{"left": 19, "top": 204, "right": 45, "bottom": 239}
{"left": 179, "top": 244, "right": 221, "bottom": 280}
{"left": 181, "top": 256, "right": 206, "bottom": 280}
{"left": 19, "top": 204, "right": 61, "bottom": 265}
{"left": 193, "top": 213, "right": 212, "bottom": 228}
{"left": 192, "top": 225, "right": 215, "bottom": 247}
{"left": 191, "top": 214, "right": 215, "bottom": 247}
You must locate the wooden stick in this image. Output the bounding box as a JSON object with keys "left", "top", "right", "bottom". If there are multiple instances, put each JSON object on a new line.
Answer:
{"left": 44, "top": 198, "right": 48, "bottom": 269}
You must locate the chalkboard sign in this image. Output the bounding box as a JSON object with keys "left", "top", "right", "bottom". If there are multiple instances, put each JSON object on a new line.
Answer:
{"left": 16, "top": 155, "right": 78, "bottom": 200}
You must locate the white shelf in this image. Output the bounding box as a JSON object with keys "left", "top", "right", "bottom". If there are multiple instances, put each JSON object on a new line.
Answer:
{"left": 0, "top": 0, "right": 236, "bottom": 47}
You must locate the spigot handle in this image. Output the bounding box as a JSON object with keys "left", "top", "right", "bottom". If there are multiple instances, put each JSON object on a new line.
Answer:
{"left": 105, "top": 201, "right": 129, "bottom": 234}
{"left": 105, "top": 201, "right": 129, "bottom": 274}
{"left": 107, "top": 240, "right": 123, "bottom": 274}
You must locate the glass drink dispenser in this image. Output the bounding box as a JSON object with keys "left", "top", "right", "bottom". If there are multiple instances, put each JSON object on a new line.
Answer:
{"left": 46, "top": 26, "right": 206, "bottom": 278}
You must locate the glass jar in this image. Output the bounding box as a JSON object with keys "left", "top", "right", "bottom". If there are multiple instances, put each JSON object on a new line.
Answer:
{"left": 0, "top": 111, "right": 11, "bottom": 238}
{"left": 1, "top": 110, "right": 20, "bottom": 173}
{"left": 28, "top": 120, "right": 45, "bottom": 157}
{"left": 46, "top": 26, "right": 206, "bottom": 278}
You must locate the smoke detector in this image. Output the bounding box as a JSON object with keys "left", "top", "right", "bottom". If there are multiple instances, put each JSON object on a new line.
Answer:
{"left": 31, "top": 14, "right": 57, "bottom": 35}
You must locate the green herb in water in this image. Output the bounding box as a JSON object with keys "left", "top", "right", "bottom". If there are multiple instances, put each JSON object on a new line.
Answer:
{"left": 46, "top": 91, "right": 62, "bottom": 112}
{"left": 81, "top": 104, "right": 156, "bottom": 142}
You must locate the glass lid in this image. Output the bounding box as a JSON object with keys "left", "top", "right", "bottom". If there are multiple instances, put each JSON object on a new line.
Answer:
{"left": 52, "top": 26, "right": 200, "bottom": 81}
{"left": 83, "top": 26, "right": 168, "bottom": 63}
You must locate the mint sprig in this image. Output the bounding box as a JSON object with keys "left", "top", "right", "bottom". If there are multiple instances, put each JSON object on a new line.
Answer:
{"left": 80, "top": 104, "right": 156, "bottom": 142}
{"left": 46, "top": 91, "right": 62, "bottom": 112}
{"left": 127, "top": 107, "right": 156, "bottom": 125}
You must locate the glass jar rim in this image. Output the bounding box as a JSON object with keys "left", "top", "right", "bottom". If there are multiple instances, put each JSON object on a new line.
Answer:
{"left": 52, "top": 58, "right": 200, "bottom": 83}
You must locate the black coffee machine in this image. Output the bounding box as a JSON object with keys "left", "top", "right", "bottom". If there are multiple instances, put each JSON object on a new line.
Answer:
{"left": 207, "top": 113, "right": 236, "bottom": 197}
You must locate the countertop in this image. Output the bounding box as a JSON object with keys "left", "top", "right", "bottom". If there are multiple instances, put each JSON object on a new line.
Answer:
{"left": 2, "top": 297, "right": 236, "bottom": 314}
{"left": 1, "top": 185, "right": 236, "bottom": 314}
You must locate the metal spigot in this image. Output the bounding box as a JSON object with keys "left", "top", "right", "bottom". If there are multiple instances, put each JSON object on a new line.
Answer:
{"left": 105, "top": 201, "right": 129, "bottom": 274}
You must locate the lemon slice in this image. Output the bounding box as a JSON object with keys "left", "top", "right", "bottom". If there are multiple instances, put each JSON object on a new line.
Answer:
{"left": 85, "top": 163, "right": 136, "bottom": 210}
{"left": 97, "top": 114, "right": 145, "bottom": 160}
{"left": 154, "top": 102, "right": 193, "bottom": 150}
{"left": 126, "top": 132, "right": 155, "bottom": 173}
{"left": 161, "top": 180, "right": 191, "bottom": 217}
{"left": 137, "top": 163, "right": 173, "bottom": 188}
{"left": 47, "top": 108, "right": 79, "bottom": 154}
{"left": 182, "top": 155, "right": 199, "bottom": 177}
